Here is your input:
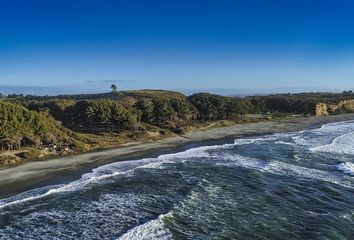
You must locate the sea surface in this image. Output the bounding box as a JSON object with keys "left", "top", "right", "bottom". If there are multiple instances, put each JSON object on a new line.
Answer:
{"left": 1, "top": 120, "right": 354, "bottom": 239}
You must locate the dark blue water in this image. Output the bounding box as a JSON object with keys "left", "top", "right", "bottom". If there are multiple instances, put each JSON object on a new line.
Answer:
{"left": 1, "top": 121, "right": 354, "bottom": 239}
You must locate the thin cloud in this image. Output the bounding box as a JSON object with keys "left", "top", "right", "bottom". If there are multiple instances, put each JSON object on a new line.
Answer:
{"left": 102, "top": 79, "right": 138, "bottom": 83}
{"left": 84, "top": 80, "right": 138, "bottom": 84}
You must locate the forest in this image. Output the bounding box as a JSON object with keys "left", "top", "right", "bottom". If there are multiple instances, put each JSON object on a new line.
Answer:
{"left": 1, "top": 90, "right": 354, "bottom": 166}
{"left": 13, "top": 91, "right": 260, "bottom": 134}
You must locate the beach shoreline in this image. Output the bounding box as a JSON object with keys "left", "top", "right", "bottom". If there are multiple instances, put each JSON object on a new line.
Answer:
{"left": 1, "top": 113, "right": 354, "bottom": 199}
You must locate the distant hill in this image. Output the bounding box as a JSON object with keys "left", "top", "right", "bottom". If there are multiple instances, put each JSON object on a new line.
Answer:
{"left": 17, "top": 89, "right": 186, "bottom": 101}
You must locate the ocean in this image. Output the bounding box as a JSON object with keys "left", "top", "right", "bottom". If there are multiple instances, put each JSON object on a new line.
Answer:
{"left": 1, "top": 120, "right": 354, "bottom": 239}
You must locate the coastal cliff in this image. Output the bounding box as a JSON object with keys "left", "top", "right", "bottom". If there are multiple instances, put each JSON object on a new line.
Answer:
{"left": 315, "top": 100, "right": 354, "bottom": 116}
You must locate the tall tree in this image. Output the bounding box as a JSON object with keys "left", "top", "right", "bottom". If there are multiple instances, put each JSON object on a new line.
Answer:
{"left": 111, "top": 84, "right": 118, "bottom": 93}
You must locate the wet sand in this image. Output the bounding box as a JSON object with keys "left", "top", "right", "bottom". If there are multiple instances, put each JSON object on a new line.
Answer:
{"left": 1, "top": 114, "right": 354, "bottom": 199}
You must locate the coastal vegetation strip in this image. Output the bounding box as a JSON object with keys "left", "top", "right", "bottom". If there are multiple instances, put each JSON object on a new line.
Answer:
{"left": 1, "top": 90, "right": 354, "bottom": 167}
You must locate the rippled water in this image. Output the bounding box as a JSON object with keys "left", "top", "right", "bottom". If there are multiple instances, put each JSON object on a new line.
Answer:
{"left": 1, "top": 120, "right": 354, "bottom": 239}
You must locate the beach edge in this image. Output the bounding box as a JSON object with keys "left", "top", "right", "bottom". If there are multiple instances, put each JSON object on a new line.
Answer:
{"left": 1, "top": 113, "right": 354, "bottom": 199}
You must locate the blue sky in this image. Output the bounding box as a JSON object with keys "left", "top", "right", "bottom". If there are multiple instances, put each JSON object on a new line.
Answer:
{"left": 1, "top": 0, "right": 354, "bottom": 95}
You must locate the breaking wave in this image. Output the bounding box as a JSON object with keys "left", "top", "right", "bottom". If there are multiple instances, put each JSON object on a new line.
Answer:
{"left": 337, "top": 162, "right": 354, "bottom": 176}
{"left": 2, "top": 119, "right": 354, "bottom": 239}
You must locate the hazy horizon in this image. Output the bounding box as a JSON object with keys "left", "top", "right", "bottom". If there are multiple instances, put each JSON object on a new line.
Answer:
{"left": 0, "top": 84, "right": 342, "bottom": 97}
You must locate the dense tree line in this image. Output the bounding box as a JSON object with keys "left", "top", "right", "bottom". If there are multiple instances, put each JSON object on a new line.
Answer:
{"left": 15, "top": 92, "right": 260, "bottom": 134}
{"left": 63, "top": 100, "right": 137, "bottom": 132}
{"left": 0, "top": 101, "right": 86, "bottom": 151}
{"left": 20, "top": 98, "right": 198, "bottom": 133}
{"left": 11, "top": 90, "right": 354, "bottom": 137}
{"left": 188, "top": 93, "right": 257, "bottom": 120}
{"left": 246, "top": 92, "right": 354, "bottom": 114}
{"left": 247, "top": 95, "right": 318, "bottom": 114}
{"left": 134, "top": 98, "right": 198, "bottom": 132}
{"left": 3, "top": 90, "right": 354, "bottom": 166}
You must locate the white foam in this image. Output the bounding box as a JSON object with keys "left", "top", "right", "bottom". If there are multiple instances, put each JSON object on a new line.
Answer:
{"left": 315, "top": 120, "right": 354, "bottom": 133}
{"left": 217, "top": 153, "right": 354, "bottom": 189}
{"left": 292, "top": 134, "right": 312, "bottom": 146}
{"left": 310, "top": 132, "right": 354, "bottom": 155}
{"left": 274, "top": 141, "right": 293, "bottom": 145}
{"left": 0, "top": 169, "right": 127, "bottom": 210}
{"left": 117, "top": 179, "right": 223, "bottom": 240}
{"left": 3, "top": 119, "right": 354, "bottom": 210}
{"left": 290, "top": 120, "right": 354, "bottom": 151}
{"left": 0, "top": 142, "right": 234, "bottom": 210}
{"left": 236, "top": 132, "right": 300, "bottom": 147}
{"left": 337, "top": 162, "right": 354, "bottom": 176}
{"left": 234, "top": 136, "right": 278, "bottom": 145}
{"left": 117, "top": 214, "right": 173, "bottom": 240}
{"left": 156, "top": 145, "right": 220, "bottom": 160}
{"left": 216, "top": 153, "right": 268, "bottom": 170}
{"left": 0, "top": 192, "right": 153, "bottom": 239}
{"left": 0, "top": 158, "right": 163, "bottom": 210}
{"left": 264, "top": 161, "right": 334, "bottom": 181}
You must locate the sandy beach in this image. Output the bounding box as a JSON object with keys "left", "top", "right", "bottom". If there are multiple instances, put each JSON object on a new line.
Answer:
{"left": 1, "top": 113, "right": 354, "bottom": 199}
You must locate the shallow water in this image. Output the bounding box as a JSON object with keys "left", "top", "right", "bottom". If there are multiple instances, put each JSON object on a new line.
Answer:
{"left": 1, "top": 120, "right": 354, "bottom": 239}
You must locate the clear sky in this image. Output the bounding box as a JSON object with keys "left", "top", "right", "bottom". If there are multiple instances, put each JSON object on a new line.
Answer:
{"left": 1, "top": 0, "right": 354, "bottom": 95}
